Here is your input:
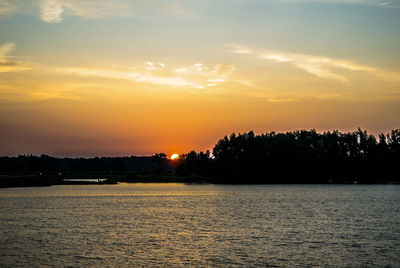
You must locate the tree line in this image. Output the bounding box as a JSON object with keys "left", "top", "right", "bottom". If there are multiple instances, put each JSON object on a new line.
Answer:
{"left": 175, "top": 128, "right": 400, "bottom": 183}
{"left": 0, "top": 128, "right": 399, "bottom": 184}
{"left": 0, "top": 154, "right": 170, "bottom": 177}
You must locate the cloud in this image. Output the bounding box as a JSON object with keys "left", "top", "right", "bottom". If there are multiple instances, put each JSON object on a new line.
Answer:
{"left": 64, "top": 66, "right": 197, "bottom": 87}
{"left": 228, "top": 44, "right": 384, "bottom": 82}
{"left": 62, "top": 61, "right": 235, "bottom": 89}
{"left": 236, "top": 80, "right": 254, "bottom": 87}
{"left": 40, "top": 0, "right": 63, "bottom": 23}
{"left": 0, "top": 42, "right": 32, "bottom": 72}
{"left": 143, "top": 61, "right": 165, "bottom": 71}
{"left": 213, "top": 64, "right": 236, "bottom": 77}
{"left": 266, "top": 0, "right": 400, "bottom": 7}
{"left": 228, "top": 45, "right": 253, "bottom": 55}
{"left": 267, "top": 98, "right": 298, "bottom": 103}
{"left": 59, "top": 0, "right": 133, "bottom": 19}
{"left": 35, "top": 0, "right": 198, "bottom": 23}
{"left": 377, "top": 1, "right": 400, "bottom": 8}
{"left": 0, "top": 42, "right": 14, "bottom": 56}
{"left": 2, "top": 0, "right": 399, "bottom": 22}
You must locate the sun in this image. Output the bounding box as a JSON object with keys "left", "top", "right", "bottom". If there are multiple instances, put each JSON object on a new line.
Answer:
{"left": 171, "top": 153, "right": 179, "bottom": 160}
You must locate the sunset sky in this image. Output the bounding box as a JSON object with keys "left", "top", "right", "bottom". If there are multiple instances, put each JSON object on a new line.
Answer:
{"left": 1, "top": 0, "right": 399, "bottom": 157}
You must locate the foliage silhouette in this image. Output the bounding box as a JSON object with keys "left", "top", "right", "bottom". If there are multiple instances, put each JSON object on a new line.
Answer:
{"left": 0, "top": 129, "right": 399, "bottom": 186}
{"left": 176, "top": 128, "right": 400, "bottom": 184}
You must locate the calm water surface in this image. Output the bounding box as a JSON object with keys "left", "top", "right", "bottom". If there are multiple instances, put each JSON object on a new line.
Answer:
{"left": 0, "top": 184, "right": 399, "bottom": 267}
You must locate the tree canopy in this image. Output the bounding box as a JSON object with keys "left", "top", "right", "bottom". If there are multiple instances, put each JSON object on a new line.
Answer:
{"left": 1, "top": 129, "right": 399, "bottom": 185}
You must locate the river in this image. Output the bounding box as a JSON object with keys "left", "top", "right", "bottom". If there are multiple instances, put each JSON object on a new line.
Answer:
{"left": 0, "top": 183, "right": 399, "bottom": 267}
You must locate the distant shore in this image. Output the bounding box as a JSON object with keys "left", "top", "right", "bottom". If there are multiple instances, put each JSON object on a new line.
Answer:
{"left": 1, "top": 174, "right": 399, "bottom": 188}
{"left": 0, "top": 174, "right": 193, "bottom": 188}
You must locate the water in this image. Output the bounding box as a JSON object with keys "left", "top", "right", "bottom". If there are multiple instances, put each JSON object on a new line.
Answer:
{"left": 0, "top": 184, "right": 399, "bottom": 267}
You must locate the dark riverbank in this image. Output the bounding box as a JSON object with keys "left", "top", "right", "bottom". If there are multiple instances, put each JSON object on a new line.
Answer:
{"left": 0, "top": 175, "right": 117, "bottom": 188}
{"left": 0, "top": 174, "right": 198, "bottom": 188}
{"left": 1, "top": 174, "right": 399, "bottom": 188}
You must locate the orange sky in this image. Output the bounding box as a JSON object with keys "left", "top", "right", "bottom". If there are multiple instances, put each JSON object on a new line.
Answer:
{"left": 0, "top": 0, "right": 399, "bottom": 156}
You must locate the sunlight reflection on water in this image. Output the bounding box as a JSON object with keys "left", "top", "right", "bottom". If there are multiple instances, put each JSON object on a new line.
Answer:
{"left": 1, "top": 184, "right": 399, "bottom": 267}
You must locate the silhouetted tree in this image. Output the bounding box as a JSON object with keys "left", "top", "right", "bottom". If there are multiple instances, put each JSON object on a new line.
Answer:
{"left": 1, "top": 128, "right": 399, "bottom": 186}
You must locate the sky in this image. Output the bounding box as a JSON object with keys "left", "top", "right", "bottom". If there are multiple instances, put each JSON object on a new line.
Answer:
{"left": 0, "top": 0, "right": 399, "bottom": 157}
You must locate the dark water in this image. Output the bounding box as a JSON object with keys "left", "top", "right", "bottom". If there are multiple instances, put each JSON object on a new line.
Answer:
{"left": 0, "top": 184, "right": 399, "bottom": 267}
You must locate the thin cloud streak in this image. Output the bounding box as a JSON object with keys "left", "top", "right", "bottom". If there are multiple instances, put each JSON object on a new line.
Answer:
{"left": 37, "top": 0, "right": 198, "bottom": 23}
{"left": 271, "top": 0, "right": 400, "bottom": 8}
{"left": 267, "top": 98, "right": 298, "bottom": 103}
{"left": 228, "top": 44, "right": 399, "bottom": 82}
{"left": 64, "top": 67, "right": 195, "bottom": 87}
{"left": 62, "top": 62, "right": 236, "bottom": 89}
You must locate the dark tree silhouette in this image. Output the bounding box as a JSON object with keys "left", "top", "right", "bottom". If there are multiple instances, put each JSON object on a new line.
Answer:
{"left": 0, "top": 128, "right": 399, "bottom": 186}
{"left": 175, "top": 128, "right": 400, "bottom": 184}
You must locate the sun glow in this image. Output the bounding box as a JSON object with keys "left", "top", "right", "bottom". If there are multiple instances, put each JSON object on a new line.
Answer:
{"left": 171, "top": 153, "right": 179, "bottom": 160}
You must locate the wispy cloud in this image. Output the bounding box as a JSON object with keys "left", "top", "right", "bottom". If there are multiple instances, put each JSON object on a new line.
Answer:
{"left": 228, "top": 44, "right": 399, "bottom": 82}
{"left": 267, "top": 97, "right": 298, "bottom": 103}
{"left": 229, "top": 45, "right": 253, "bottom": 55}
{"left": 40, "top": 0, "right": 128, "bottom": 23}
{"left": 268, "top": 0, "right": 400, "bottom": 7}
{"left": 0, "top": 42, "right": 32, "bottom": 72}
{"left": 236, "top": 80, "right": 255, "bottom": 87}
{"left": 36, "top": 0, "right": 197, "bottom": 23}
{"left": 377, "top": 1, "right": 400, "bottom": 8}
{"left": 40, "top": 0, "right": 63, "bottom": 23}
{"left": 0, "top": 42, "right": 14, "bottom": 56}
{"left": 62, "top": 62, "right": 235, "bottom": 89}
{"left": 2, "top": 0, "right": 399, "bottom": 22}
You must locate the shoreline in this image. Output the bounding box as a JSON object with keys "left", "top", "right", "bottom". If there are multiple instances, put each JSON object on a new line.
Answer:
{"left": 1, "top": 174, "right": 399, "bottom": 189}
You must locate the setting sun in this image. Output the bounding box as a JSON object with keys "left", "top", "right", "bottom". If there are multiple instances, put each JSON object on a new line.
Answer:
{"left": 171, "top": 154, "right": 179, "bottom": 160}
